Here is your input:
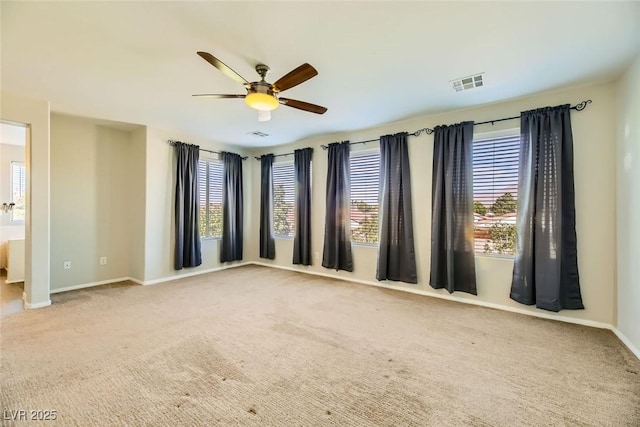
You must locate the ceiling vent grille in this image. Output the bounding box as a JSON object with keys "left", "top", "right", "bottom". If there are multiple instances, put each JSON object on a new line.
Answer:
{"left": 248, "top": 131, "right": 269, "bottom": 137}
{"left": 451, "top": 73, "right": 484, "bottom": 92}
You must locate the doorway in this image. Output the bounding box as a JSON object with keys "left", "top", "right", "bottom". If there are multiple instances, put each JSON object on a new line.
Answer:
{"left": 0, "top": 120, "right": 28, "bottom": 315}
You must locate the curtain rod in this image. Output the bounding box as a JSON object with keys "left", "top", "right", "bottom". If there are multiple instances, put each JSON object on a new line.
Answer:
{"left": 320, "top": 100, "right": 592, "bottom": 150}
{"left": 254, "top": 147, "right": 314, "bottom": 161}
{"left": 168, "top": 140, "right": 248, "bottom": 160}
{"left": 254, "top": 152, "right": 293, "bottom": 161}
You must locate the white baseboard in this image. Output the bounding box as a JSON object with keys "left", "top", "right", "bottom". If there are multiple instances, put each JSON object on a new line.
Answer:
{"left": 249, "top": 261, "right": 612, "bottom": 330}
{"left": 45, "top": 262, "right": 252, "bottom": 294}
{"left": 611, "top": 328, "right": 640, "bottom": 360}
{"left": 50, "top": 277, "right": 132, "bottom": 294}
{"left": 140, "top": 261, "right": 251, "bottom": 286}
{"left": 22, "top": 292, "right": 51, "bottom": 309}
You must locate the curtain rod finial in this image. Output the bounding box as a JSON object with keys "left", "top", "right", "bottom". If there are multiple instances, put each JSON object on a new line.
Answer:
{"left": 574, "top": 100, "right": 592, "bottom": 111}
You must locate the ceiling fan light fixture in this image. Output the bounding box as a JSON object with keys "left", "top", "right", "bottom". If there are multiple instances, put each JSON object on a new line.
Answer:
{"left": 245, "top": 92, "right": 279, "bottom": 111}
{"left": 257, "top": 110, "right": 271, "bottom": 122}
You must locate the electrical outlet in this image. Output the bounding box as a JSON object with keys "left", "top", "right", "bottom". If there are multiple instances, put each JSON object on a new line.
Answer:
{"left": 63, "top": 261, "right": 71, "bottom": 270}
{"left": 100, "top": 257, "right": 107, "bottom": 266}
{"left": 314, "top": 251, "right": 320, "bottom": 260}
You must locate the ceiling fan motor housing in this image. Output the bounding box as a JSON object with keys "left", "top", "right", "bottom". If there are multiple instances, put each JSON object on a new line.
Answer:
{"left": 255, "top": 64, "right": 271, "bottom": 80}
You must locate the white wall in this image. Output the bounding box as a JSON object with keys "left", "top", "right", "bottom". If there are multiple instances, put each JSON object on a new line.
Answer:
{"left": 47, "top": 113, "right": 256, "bottom": 287}
{"left": 142, "top": 127, "right": 252, "bottom": 282}
{"left": 49, "top": 116, "right": 256, "bottom": 287}
{"left": 0, "top": 143, "right": 26, "bottom": 268}
{"left": 50, "top": 114, "right": 137, "bottom": 290}
{"left": 128, "top": 127, "right": 147, "bottom": 282}
{"left": 616, "top": 55, "right": 640, "bottom": 354}
{"left": 0, "top": 91, "right": 51, "bottom": 307}
{"left": 249, "top": 82, "right": 618, "bottom": 326}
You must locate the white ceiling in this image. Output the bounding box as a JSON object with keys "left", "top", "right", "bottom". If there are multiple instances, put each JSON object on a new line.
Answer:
{"left": 2, "top": 1, "right": 639, "bottom": 148}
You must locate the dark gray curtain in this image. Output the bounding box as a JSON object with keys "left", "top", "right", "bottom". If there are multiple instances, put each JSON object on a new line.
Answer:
{"left": 174, "top": 142, "right": 202, "bottom": 270}
{"left": 510, "top": 105, "right": 583, "bottom": 311}
{"left": 322, "top": 142, "right": 353, "bottom": 271}
{"left": 221, "top": 151, "right": 243, "bottom": 262}
{"left": 377, "top": 133, "right": 417, "bottom": 283}
{"left": 430, "top": 121, "right": 477, "bottom": 294}
{"left": 259, "top": 154, "right": 275, "bottom": 259}
{"left": 293, "top": 148, "right": 313, "bottom": 265}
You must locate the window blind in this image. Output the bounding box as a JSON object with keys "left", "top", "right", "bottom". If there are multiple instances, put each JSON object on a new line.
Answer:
{"left": 472, "top": 134, "right": 520, "bottom": 255}
{"left": 272, "top": 162, "right": 295, "bottom": 237}
{"left": 198, "top": 158, "right": 224, "bottom": 238}
{"left": 350, "top": 151, "right": 380, "bottom": 244}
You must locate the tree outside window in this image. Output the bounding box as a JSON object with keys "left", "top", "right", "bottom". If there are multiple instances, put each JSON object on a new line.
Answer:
{"left": 351, "top": 200, "right": 378, "bottom": 244}
{"left": 273, "top": 183, "right": 293, "bottom": 237}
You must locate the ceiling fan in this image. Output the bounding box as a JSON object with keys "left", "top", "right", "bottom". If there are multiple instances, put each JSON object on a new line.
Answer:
{"left": 193, "top": 51, "right": 327, "bottom": 121}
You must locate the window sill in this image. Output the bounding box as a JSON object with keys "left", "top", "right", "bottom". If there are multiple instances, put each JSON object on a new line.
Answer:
{"left": 274, "top": 236, "right": 294, "bottom": 240}
{"left": 201, "top": 236, "right": 222, "bottom": 241}
{"left": 474, "top": 253, "right": 515, "bottom": 260}
{"left": 352, "top": 242, "right": 378, "bottom": 248}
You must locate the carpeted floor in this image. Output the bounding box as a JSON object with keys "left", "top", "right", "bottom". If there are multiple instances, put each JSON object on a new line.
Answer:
{"left": 1, "top": 265, "right": 638, "bottom": 426}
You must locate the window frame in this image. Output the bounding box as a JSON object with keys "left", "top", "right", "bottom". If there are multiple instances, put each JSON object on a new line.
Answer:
{"left": 198, "top": 156, "right": 224, "bottom": 240}
{"left": 472, "top": 128, "right": 520, "bottom": 258}
{"left": 349, "top": 148, "right": 381, "bottom": 246}
{"left": 10, "top": 161, "right": 26, "bottom": 223}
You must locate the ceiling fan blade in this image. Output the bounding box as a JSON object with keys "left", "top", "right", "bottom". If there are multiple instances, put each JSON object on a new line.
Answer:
{"left": 197, "top": 51, "right": 250, "bottom": 87}
{"left": 273, "top": 64, "right": 318, "bottom": 92}
{"left": 279, "top": 98, "right": 327, "bottom": 114}
{"left": 192, "top": 94, "right": 246, "bottom": 99}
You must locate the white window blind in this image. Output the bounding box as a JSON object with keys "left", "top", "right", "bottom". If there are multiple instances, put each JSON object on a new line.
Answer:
{"left": 198, "top": 158, "right": 223, "bottom": 238}
{"left": 11, "top": 162, "right": 26, "bottom": 222}
{"left": 272, "top": 162, "right": 295, "bottom": 237}
{"left": 350, "top": 150, "right": 380, "bottom": 245}
{"left": 472, "top": 134, "right": 520, "bottom": 255}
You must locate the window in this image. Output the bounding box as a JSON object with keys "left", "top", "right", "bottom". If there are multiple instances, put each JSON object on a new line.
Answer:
{"left": 11, "top": 162, "right": 26, "bottom": 222}
{"left": 350, "top": 150, "right": 380, "bottom": 245}
{"left": 198, "top": 158, "right": 223, "bottom": 238}
{"left": 472, "top": 133, "right": 520, "bottom": 255}
{"left": 272, "top": 162, "right": 295, "bottom": 238}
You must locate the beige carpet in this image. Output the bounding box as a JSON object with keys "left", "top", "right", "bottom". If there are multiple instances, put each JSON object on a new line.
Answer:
{"left": 1, "top": 265, "right": 638, "bottom": 426}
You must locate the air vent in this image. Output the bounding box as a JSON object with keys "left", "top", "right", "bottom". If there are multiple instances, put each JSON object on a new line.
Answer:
{"left": 451, "top": 73, "right": 484, "bottom": 92}
{"left": 248, "top": 131, "right": 269, "bottom": 138}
